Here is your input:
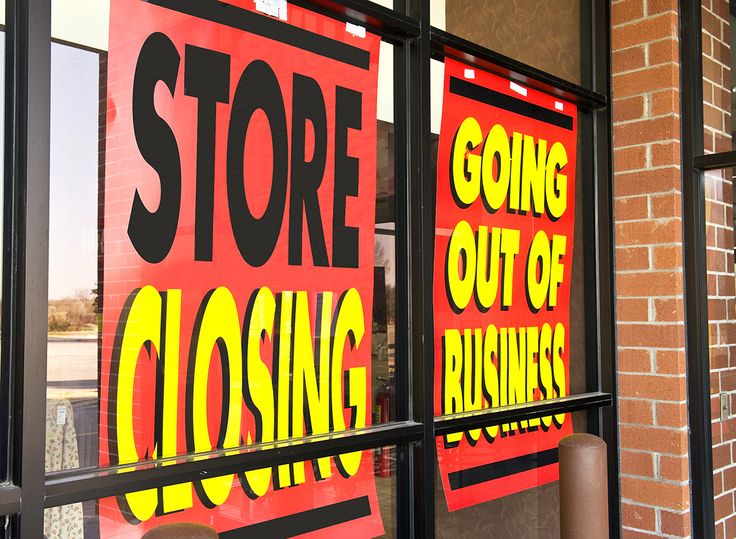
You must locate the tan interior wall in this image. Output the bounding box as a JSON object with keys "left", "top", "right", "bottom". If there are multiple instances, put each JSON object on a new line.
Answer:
{"left": 445, "top": 0, "right": 581, "bottom": 84}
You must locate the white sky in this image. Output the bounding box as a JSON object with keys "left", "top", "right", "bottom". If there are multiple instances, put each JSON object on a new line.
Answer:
{"left": 48, "top": 43, "right": 99, "bottom": 299}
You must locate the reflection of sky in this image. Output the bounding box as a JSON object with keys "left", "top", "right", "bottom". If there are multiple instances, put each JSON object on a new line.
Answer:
{"left": 48, "top": 43, "right": 99, "bottom": 300}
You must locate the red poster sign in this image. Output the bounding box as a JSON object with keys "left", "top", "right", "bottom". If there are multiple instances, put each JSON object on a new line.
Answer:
{"left": 100, "top": 0, "right": 381, "bottom": 536}
{"left": 434, "top": 59, "right": 577, "bottom": 511}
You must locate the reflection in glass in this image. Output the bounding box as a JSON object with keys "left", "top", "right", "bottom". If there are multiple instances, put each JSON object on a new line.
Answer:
{"left": 703, "top": 168, "right": 736, "bottom": 535}
{"left": 46, "top": 30, "right": 399, "bottom": 474}
{"left": 702, "top": 1, "right": 733, "bottom": 152}
{"left": 46, "top": 41, "right": 102, "bottom": 476}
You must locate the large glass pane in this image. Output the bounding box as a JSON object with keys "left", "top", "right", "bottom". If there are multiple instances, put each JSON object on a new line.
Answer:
{"left": 430, "top": 0, "right": 581, "bottom": 84}
{"left": 46, "top": 0, "right": 399, "bottom": 479}
{"left": 43, "top": 446, "right": 397, "bottom": 538}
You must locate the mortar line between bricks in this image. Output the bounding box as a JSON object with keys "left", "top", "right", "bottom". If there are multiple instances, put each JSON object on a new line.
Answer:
{"left": 612, "top": 10, "right": 678, "bottom": 30}
{"left": 619, "top": 396, "right": 688, "bottom": 402}
{"left": 613, "top": 110, "right": 681, "bottom": 123}
{"left": 620, "top": 474, "right": 691, "bottom": 486}
{"left": 612, "top": 61, "right": 683, "bottom": 76}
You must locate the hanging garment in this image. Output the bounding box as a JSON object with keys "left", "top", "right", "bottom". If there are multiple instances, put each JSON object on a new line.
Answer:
{"left": 44, "top": 398, "right": 85, "bottom": 539}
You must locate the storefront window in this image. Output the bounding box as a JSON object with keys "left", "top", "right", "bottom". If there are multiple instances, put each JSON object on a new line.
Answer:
{"left": 17, "top": 0, "right": 611, "bottom": 535}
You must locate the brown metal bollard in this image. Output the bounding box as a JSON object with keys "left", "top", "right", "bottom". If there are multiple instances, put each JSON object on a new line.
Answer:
{"left": 559, "top": 433, "right": 609, "bottom": 539}
{"left": 141, "top": 522, "right": 218, "bottom": 539}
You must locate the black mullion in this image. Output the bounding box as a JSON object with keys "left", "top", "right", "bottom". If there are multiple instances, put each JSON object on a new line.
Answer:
{"left": 408, "top": 0, "right": 434, "bottom": 535}
{"left": 581, "top": 107, "right": 600, "bottom": 420}
{"left": 9, "top": 0, "right": 51, "bottom": 535}
{"left": 45, "top": 421, "right": 423, "bottom": 509}
{"left": 406, "top": 29, "right": 426, "bottom": 538}
{"left": 393, "top": 28, "right": 413, "bottom": 539}
{"left": 580, "top": 0, "right": 599, "bottom": 412}
{"left": 392, "top": 40, "right": 410, "bottom": 431}
{"left": 0, "top": 0, "right": 16, "bottom": 487}
{"left": 694, "top": 150, "right": 736, "bottom": 170}
{"left": 681, "top": 0, "right": 715, "bottom": 537}
{"left": 590, "top": 0, "right": 620, "bottom": 535}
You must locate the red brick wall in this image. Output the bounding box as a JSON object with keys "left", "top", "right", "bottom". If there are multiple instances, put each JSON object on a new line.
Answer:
{"left": 611, "top": 0, "right": 692, "bottom": 536}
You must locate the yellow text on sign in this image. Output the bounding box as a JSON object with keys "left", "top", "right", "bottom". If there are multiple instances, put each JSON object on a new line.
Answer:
{"left": 109, "top": 285, "right": 368, "bottom": 522}
{"left": 449, "top": 117, "right": 569, "bottom": 219}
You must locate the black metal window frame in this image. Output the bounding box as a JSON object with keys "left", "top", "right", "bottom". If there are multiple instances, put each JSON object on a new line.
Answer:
{"left": 0, "top": 0, "right": 617, "bottom": 536}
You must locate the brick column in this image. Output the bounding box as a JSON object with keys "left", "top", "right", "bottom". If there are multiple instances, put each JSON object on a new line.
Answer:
{"left": 611, "top": 0, "right": 691, "bottom": 536}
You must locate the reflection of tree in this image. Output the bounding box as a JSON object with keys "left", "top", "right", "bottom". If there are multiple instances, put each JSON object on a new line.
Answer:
{"left": 91, "top": 285, "right": 99, "bottom": 312}
{"left": 48, "top": 289, "right": 97, "bottom": 333}
{"left": 374, "top": 240, "right": 396, "bottom": 323}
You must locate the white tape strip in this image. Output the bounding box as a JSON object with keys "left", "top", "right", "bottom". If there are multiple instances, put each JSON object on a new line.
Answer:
{"left": 255, "top": 0, "right": 287, "bottom": 21}
{"left": 278, "top": 0, "right": 287, "bottom": 21}
{"left": 463, "top": 68, "right": 475, "bottom": 80}
{"left": 509, "top": 81, "right": 528, "bottom": 97}
{"left": 346, "top": 22, "right": 366, "bottom": 38}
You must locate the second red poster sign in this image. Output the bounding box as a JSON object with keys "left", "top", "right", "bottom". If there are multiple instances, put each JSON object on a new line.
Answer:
{"left": 434, "top": 58, "right": 578, "bottom": 511}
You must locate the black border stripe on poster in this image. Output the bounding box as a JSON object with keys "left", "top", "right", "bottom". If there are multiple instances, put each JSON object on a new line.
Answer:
{"left": 148, "top": 0, "right": 371, "bottom": 70}
{"left": 219, "top": 496, "right": 372, "bottom": 537}
{"left": 449, "top": 76, "right": 574, "bottom": 130}
{"left": 448, "top": 448, "right": 559, "bottom": 490}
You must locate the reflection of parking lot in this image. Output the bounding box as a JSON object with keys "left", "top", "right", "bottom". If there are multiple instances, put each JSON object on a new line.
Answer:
{"left": 47, "top": 336, "right": 98, "bottom": 390}
{"left": 46, "top": 334, "right": 99, "bottom": 509}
